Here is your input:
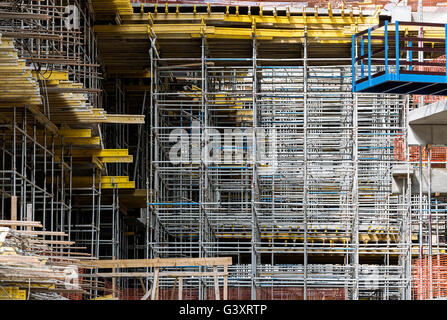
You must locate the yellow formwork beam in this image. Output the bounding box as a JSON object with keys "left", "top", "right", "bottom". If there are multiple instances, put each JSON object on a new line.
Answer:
{"left": 101, "top": 181, "right": 135, "bottom": 189}
{"left": 96, "top": 23, "right": 374, "bottom": 42}
{"left": 91, "top": 156, "right": 103, "bottom": 170}
{"left": 99, "top": 155, "right": 133, "bottom": 163}
{"left": 190, "top": 26, "right": 354, "bottom": 40}
{"left": 0, "top": 33, "right": 121, "bottom": 128}
{"left": 101, "top": 176, "right": 129, "bottom": 183}
{"left": 147, "top": 12, "right": 380, "bottom": 26}
{"left": 70, "top": 149, "right": 129, "bottom": 157}
{"left": 0, "top": 287, "right": 26, "bottom": 300}
{"left": 32, "top": 70, "right": 68, "bottom": 82}
{"left": 91, "top": 0, "right": 133, "bottom": 16}
{"left": 90, "top": 295, "right": 115, "bottom": 300}
{"left": 94, "top": 24, "right": 150, "bottom": 37}
{"left": 0, "top": 36, "right": 42, "bottom": 108}
{"left": 27, "top": 106, "right": 59, "bottom": 135}
{"left": 97, "top": 114, "right": 145, "bottom": 124}
{"left": 59, "top": 128, "right": 92, "bottom": 138}
{"left": 95, "top": 21, "right": 447, "bottom": 43}
{"left": 63, "top": 137, "right": 100, "bottom": 145}
{"left": 71, "top": 176, "right": 135, "bottom": 189}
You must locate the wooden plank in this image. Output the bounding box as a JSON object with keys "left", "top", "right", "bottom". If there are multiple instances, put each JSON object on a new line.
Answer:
{"left": 26, "top": 203, "right": 32, "bottom": 231}
{"left": 0, "top": 255, "right": 43, "bottom": 264}
{"left": 26, "top": 106, "right": 59, "bottom": 135}
{"left": 102, "top": 114, "right": 145, "bottom": 124}
{"left": 112, "top": 257, "right": 116, "bottom": 299}
{"left": 81, "top": 257, "right": 232, "bottom": 269}
{"left": 139, "top": 277, "right": 147, "bottom": 293}
{"left": 179, "top": 277, "right": 183, "bottom": 300}
{"left": 214, "top": 266, "right": 220, "bottom": 300}
{"left": 0, "top": 220, "right": 42, "bottom": 228}
{"left": 43, "top": 87, "right": 102, "bottom": 93}
{"left": 223, "top": 265, "right": 228, "bottom": 300}
{"left": 0, "top": 12, "right": 51, "bottom": 20}
{"left": 140, "top": 287, "right": 152, "bottom": 300}
{"left": 150, "top": 267, "right": 159, "bottom": 301}
{"left": 37, "top": 251, "right": 91, "bottom": 256}
{"left": 170, "top": 277, "right": 177, "bottom": 300}
{"left": 10, "top": 196, "right": 17, "bottom": 230}
{"left": 29, "top": 239, "right": 75, "bottom": 245}
{"left": 51, "top": 246, "right": 87, "bottom": 250}
{"left": 13, "top": 230, "right": 67, "bottom": 237}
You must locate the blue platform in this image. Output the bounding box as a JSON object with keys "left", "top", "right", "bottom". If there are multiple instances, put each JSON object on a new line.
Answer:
{"left": 352, "top": 21, "right": 447, "bottom": 95}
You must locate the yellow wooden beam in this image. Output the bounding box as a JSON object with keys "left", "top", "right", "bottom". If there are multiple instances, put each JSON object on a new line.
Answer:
{"left": 59, "top": 128, "right": 92, "bottom": 138}
{"left": 101, "top": 181, "right": 135, "bottom": 189}
{"left": 71, "top": 149, "right": 129, "bottom": 157}
{"left": 99, "top": 155, "right": 133, "bottom": 163}
{"left": 71, "top": 176, "right": 135, "bottom": 189}
{"left": 92, "top": 156, "right": 104, "bottom": 170}
{"left": 32, "top": 70, "right": 68, "bottom": 81}
{"left": 124, "top": 11, "right": 379, "bottom": 25}
{"left": 102, "top": 114, "right": 145, "bottom": 124}
{"left": 96, "top": 23, "right": 382, "bottom": 41}
{"left": 91, "top": 0, "right": 133, "bottom": 16}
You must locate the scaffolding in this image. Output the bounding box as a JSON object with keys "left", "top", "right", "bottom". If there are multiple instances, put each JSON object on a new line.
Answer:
{"left": 146, "top": 25, "right": 414, "bottom": 298}
{"left": 3, "top": 0, "right": 447, "bottom": 300}
{"left": 0, "top": 0, "right": 146, "bottom": 299}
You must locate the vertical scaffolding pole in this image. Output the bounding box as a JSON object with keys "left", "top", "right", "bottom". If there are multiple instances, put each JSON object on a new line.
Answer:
{"left": 353, "top": 92, "right": 359, "bottom": 300}
{"left": 419, "top": 145, "right": 424, "bottom": 259}
{"left": 303, "top": 27, "right": 308, "bottom": 300}
{"left": 251, "top": 34, "right": 259, "bottom": 300}
{"left": 12, "top": 107, "right": 16, "bottom": 224}
{"left": 428, "top": 145, "right": 433, "bottom": 300}
{"left": 418, "top": 0, "right": 424, "bottom": 110}
{"left": 148, "top": 32, "right": 158, "bottom": 292}
{"left": 405, "top": 96, "right": 413, "bottom": 300}
{"left": 428, "top": 145, "right": 432, "bottom": 256}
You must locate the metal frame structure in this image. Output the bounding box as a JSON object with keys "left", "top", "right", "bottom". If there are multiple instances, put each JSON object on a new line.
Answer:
{"left": 4, "top": 0, "right": 447, "bottom": 300}
{"left": 352, "top": 21, "right": 447, "bottom": 95}
{"left": 0, "top": 0, "right": 148, "bottom": 298}
{"left": 0, "top": 107, "right": 72, "bottom": 243}
{"left": 148, "top": 30, "right": 413, "bottom": 299}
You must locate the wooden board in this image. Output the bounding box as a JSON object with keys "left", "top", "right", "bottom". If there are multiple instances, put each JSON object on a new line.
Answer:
{"left": 81, "top": 257, "right": 232, "bottom": 269}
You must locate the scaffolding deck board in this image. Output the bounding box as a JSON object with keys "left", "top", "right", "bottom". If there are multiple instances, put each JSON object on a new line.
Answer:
{"left": 355, "top": 72, "right": 447, "bottom": 95}
{"left": 352, "top": 20, "right": 447, "bottom": 96}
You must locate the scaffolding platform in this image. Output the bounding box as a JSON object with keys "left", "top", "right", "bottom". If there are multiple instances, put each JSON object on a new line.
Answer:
{"left": 352, "top": 21, "right": 447, "bottom": 95}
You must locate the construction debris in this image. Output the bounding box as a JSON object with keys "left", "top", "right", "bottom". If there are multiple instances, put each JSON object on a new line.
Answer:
{"left": 0, "top": 223, "right": 86, "bottom": 300}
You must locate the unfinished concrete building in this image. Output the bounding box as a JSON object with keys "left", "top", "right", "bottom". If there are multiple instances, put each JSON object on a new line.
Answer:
{"left": 0, "top": 0, "right": 447, "bottom": 300}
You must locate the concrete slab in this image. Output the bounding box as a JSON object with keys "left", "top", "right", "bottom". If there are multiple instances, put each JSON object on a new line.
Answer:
{"left": 392, "top": 167, "right": 447, "bottom": 194}
{"left": 409, "top": 100, "right": 447, "bottom": 125}
{"left": 408, "top": 100, "right": 447, "bottom": 145}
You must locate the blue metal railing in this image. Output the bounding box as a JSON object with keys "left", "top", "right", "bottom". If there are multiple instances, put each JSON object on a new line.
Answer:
{"left": 352, "top": 21, "right": 447, "bottom": 92}
{"left": 352, "top": 21, "right": 388, "bottom": 91}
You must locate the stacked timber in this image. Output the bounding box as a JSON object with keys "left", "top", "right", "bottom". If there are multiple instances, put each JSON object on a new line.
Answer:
{"left": 35, "top": 71, "right": 144, "bottom": 124}
{"left": 0, "top": 221, "right": 90, "bottom": 300}
{"left": 0, "top": 34, "right": 42, "bottom": 108}
{"left": 0, "top": 32, "right": 144, "bottom": 125}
